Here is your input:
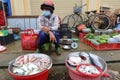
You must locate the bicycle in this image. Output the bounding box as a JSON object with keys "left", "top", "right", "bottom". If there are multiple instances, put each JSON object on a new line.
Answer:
{"left": 62, "top": 4, "right": 111, "bottom": 32}
{"left": 62, "top": 4, "right": 86, "bottom": 32}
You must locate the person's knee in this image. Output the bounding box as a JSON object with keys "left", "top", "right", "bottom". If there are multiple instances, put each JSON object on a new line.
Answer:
{"left": 38, "top": 31, "right": 49, "bottom": 44}
{"left": 39, "top": 31, "right": 46, "bottom": 36}
{"left": 53, "top": 31, "right": 59, "bottom": 36}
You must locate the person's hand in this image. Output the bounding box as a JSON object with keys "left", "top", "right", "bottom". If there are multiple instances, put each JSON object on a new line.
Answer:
{"left": 41, "top": 27, "right": 50, "bottom": 33}
{"left": 48, "top": 31, "right": 56, "bottom": 43}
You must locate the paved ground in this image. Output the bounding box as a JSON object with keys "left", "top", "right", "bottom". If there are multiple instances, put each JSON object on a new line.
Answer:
{"left": 0, "top": 63, "right": 120, "bottom": 80}
{"left": 1, "top": 37, "right": 120, "bottom": 80}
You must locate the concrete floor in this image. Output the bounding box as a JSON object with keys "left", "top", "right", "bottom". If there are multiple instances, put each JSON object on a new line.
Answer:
{"left": 0, "top": 36, "right": 120, "bottom": 80}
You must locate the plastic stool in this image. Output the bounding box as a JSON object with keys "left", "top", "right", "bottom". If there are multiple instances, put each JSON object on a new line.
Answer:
{"left": 44, "top": 42, "right": 52, "bottom": 51}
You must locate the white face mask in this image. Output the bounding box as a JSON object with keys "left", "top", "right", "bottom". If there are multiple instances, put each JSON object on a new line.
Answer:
{"left": 42, "top": 11, "right": 51, "bottom": 16}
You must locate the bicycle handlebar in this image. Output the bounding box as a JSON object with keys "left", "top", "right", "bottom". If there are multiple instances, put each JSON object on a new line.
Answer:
{"left": 74, "top": 4, "right": 87, "bottom": 8}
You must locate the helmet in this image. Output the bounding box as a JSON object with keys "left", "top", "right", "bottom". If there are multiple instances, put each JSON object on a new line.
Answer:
{"left": 41, "top": 0, "right": 55, "bottom": 11}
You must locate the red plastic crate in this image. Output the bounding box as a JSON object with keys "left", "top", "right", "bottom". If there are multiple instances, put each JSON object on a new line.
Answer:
{"left": 82, "top": 38, "right": 91, "bottom": 45}
{"left": 115, "top": 43, "right": 120, "bottom": 49}
{"left": 91, "top": 43, "right": 116, "bottom": 50}
{"left": 79, "top": 33, "right": 86, "bottom": 41}
{"left": 80, "top": 32, "right": 117, "bottom": 50}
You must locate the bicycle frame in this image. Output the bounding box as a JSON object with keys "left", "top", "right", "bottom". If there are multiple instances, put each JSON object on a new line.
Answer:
{"left": 78, "top": 10, "right": 110, "bottom": 30}
{"left": 62, "top": 4, "right": 111, "bottom": 32}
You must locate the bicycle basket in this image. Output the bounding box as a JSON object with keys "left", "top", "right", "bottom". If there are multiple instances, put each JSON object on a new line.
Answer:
{"left": 73, "top": 6, "right": 81, "bottom": 14}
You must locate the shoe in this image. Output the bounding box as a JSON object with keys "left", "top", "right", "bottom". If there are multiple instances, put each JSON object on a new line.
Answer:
{"left": 35, "top": 44, "right": 43, "bottom": 53}
{"left": 35, "top": 48, "right": 41, "bottom": 53}
{"left": 55, "top": 47, "right": 62, "bottom": 55}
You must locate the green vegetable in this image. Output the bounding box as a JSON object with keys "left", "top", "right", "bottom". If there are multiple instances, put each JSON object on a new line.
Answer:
{"left": 109, "top": 33, "right": 119, "bottom": 38}
{"left": 97, "top": 34, "right": 109, "bottom": 43}
{"left": 85, "top": 33, "right": 95, "bottom": 39}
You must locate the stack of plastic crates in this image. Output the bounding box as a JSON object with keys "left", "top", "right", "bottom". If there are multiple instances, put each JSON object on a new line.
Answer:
{"left": 0, "top": 34, "right": 14, "bottom": 45}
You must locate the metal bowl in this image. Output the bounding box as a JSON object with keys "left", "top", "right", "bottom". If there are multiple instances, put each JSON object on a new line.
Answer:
{"left": 62, "top": 45, "right": 71, "bottom": 50}
{"left": 82, "top": 28, "right": 91, "bottom": 33}
{"left": 65, "top": 52, "right": 107, "bottom": 75}
{"left": 8, "top": 53, "right": 52, "bottom": 76}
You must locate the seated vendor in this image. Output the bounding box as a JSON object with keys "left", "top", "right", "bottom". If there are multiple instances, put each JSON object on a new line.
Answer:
{"left": 36, "top": 0, "right": 61, "bottom": 55}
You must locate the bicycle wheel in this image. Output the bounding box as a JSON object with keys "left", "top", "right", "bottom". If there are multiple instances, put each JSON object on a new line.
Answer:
{"left": 91, "top": 14, "right": 110, "bottom": 30}
{"left": 68, "top": 14, "right": 83, "bottom": 32}
{"left": 62, "top": 15, "right": 71, "bottom": 24}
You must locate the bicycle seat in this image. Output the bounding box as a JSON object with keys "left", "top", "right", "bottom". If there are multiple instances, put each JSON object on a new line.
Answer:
{"left": 116, "top": 14, "right": 120, "bottom": 17}
{"left": 100, "top": 10, "right": 104, "bottom": 13}
{"left": 85, "top": 11, "right": 90, "bottom": 15}
{"left": 91, "top": 10, "right": 97, "bottom": 14}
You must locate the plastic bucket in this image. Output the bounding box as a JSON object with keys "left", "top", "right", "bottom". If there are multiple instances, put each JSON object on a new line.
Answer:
{"left": 66, "top": 63, "right": 102, "bottom": 80}
{"left": 65, "top": 52, "right": 108, "bottom": 80}
{"left": 8, "top": 53, "right": 52, "bottom": 80}
{"left": 76, "top": 64, "right": 102, "bottom": 78}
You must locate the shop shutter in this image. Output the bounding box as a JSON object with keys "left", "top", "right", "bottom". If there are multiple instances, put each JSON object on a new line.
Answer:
{"left": 31, "top": 0, "right": 82, "bottom": 19}
{"left": 101, "top": 0, "right": 120, "bottom": 10}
